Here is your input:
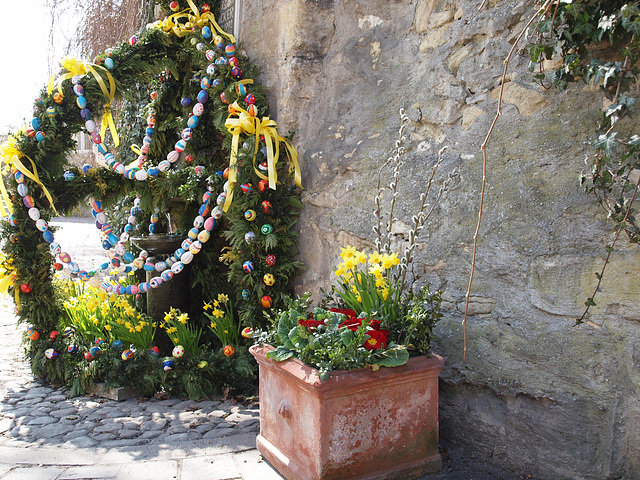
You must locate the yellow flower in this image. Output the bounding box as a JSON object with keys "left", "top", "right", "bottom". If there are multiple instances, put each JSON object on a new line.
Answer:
{"left": 210, "top": 322, "right": 217, "bottom": 329}
{"left": 375, "top": 276, "right": 387, "bottom": 288}
{"left": 178, "top": 313, "right": 188, "bottom": 324}
{"left": 213, "top": 300, "right": 219, "bottom": 307}
{"left": 217, "top": 293, "right": 229, "bottom": 304}
{"left": 109, "top": 269, "right": 120, "bottom": 276}
{"left": 340, "top": 245, "right": 357, "bottom": 259}
{"left": 224, "top": 330, "right": 228, "bottom": 334}
{"left": 203, "top": 302, "right": 212, "bottom": 311}
{"left": 164, "top": 312, "right": 171, "bottom": 322}
{"left": 369, "top": 264, "right": 384, "bottom": 279}
{"left": 380, "top": 287, "right": 390, "bottom": 300}
{"left": 166, "top": 327, "right": 177, "bottom": 334}
{"left": 135, "top": 325, "right": 143, "bottom": 332}
{"left": 104, "top": 325, "right": 111, "bottom": 331}
{"left": 125, "top": 322, "right": 132, "bottom": 329}
{"left": 173, "top": 337, "right": 180, "bottom": 343}
{"left": 368, "top": 251, "right": 382, "bottom": 264}
{"left": 381, "top": 254, "right": 400, "bottom": 270}
{"left": 212, "top": 309, "right": 225, "bottom": 318}
{"left": 152, "top": 322, "right": 157, "bottom": 328}
{"left": 91, "top": 315, "right": 99, "bottom": 325}
{"left": 355, "top": 251, "right": 367, "bottom": 265}
{"left": 334, "top": 266, "right": 346, "bottom": 278}
{"left": 123, "top": 305, "right": 136, "bottom": 316}
{"left": 343, "top": 257, "right": 356, "bottom": 270}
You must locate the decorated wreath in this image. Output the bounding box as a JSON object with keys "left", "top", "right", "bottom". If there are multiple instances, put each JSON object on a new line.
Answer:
{"left": 0, "top": 0, "right": 303, "bottom": 397}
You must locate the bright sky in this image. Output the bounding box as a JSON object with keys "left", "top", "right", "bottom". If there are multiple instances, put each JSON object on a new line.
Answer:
{"left": 0, "top": 0, "right": 77, "bottom": 135}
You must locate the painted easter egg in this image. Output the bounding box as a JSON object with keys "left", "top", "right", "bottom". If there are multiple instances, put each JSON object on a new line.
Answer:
{"left": 204, "top": 217, "right": 216, "bottom": 232}
{"left": 231, "top": 67, "right": 242, "bottom": 79}
{"left": 242, "top": 289, "right": 250, "bottom": 300}
{"left": 241, "top": 327, "right": 253, "bottom": 338}
{"left": 162, "top": 359, "right": 174, "bottom": 371}
{"left": 261, "top": 200, "right": 272, "bottom": 213}
{"left": 89, "top": 346, "right": 102, "bottom": 357}
{"left": 36, "top": 131, "right": 45, "bottom": 142}
{"left": 261, "top": 224, "right": 273, "bottom": 235}
{"left": 244, "top": 210, "right": 257, "bottom": 221}
{"left": 181, "top": 128, "right": 193, "bottom": 141}
{"left": 202, "top": 26, "right": 212, "bottom": 39}
{"left": 53, "top": 92, "right": 64, "bottom": 104}
{"left": 198, "top": 230, "right": 211, "bottom": 243}
{"left": 265, "top": 254, "right": 277, "bottom": 266}
{"left": 189, "top": 241, "right": 202, "bottom": 255}
{"left": 193, "top": 103, "right": 204, "bottom": 116}
{"left": 63, "top": 171, "right": 75, "bottom": 181}
{"left": 20, "top": 283, "right": 32, "bottom": 293}
{"left": 240, "top": 183, "right": 252, "bottom": 193}
{"left": 121, "top": 349, "right": 134, "bottom": 361}
{"left": 206, "top": 63, "right": 216, "bottom": 75}
{"left": 261, "top": 295, "right": 273, "bottom": 308}
{"left": 28, "top": 207, "right": 40, "bottom": 221}
{"left": 129, "top": 35, "right": 137, "bottom": 45}
{"left": 181, "top": 251, "right": 194, "bottom": 264}
{"left": 161, "top": 270, "right": 174, "bottom": 282}
{"left": 187, "top": 115, "right": 199, "bottom": 129}
{"left": 172, "top": 345, "right": 185, "bottom": 358}
{"left": 22, "top": 196, "right": 35, "bottom": 208}
{"left": 223, "top": 345, "right": 235, "bottom": 357}
{"left": 228, "top": 56, "right": 239, "bottom": 67}
{"left": 63, "top": 326, "right": 75, "bottom": 338}
{"left": 216, "top": 192, "right": 226, "bottom": 206}
{"left": 27, "top": 327, "right": 39, "bottom": 340}
{"left": 8, "top": 214, "right": 17, "bottom": 227}
{"left": 225, "top": 44, "right": 236, "bottom": 56}
{"left": 67, "top": 344, "right": 78, "bottom": 354}
{"left": 17, "top": 183, "right": 28, "bottom": 197}
{"left": 175, "top": 139, "right": 187, "bottom": 153}
{"left": 45, "top": 349, "right": 59, "bottom": 359}
{"left": 197, "top": 90, "right": 208, "bottom": 104}
{"left": 46, "top": 106, "right": 56, "bottom": 117}
{"left": 245, "top": 93, "right": 256, "bottom": 105}
{"left": 9, "top": 233, "right": 19, "bottom": 243}
{"left": 200, "top": 77, "right": 210, "bottom": 89}
{"left": 171, "top": 262, "right": 184, "bottom": 274}
{"left": 35, "top": 219, "right": 48, "bottom": 232}
{"left": 211, "top": 206, "right": 223, "bottom": 219}
{"left": 220, "top": 92, "right": 229, "bottom": 104}
{"left": 244, "top": 231, "right": 257, "bottom": 244}
{"left": 112, "top": 340, "right": 124, "bottom": 350}
{"left": 149, "top": 346, "right": 160, "bottom": 357}
{"left": 258, "top": 179, "right": 269, "bottom": 192}
{"left": 263, "top": 273, "right": 275, "bottom": 287}
{"left": 49, "top": 242, "right": 61, "bottom": 255}
{"left": 242, "top": 261, "right": 254, "bottom": 273}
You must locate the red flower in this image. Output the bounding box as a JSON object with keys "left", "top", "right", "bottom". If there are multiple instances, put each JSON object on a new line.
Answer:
{"left": 364, "top": 329, "right": 389, "bottom": 350}
{"left": 330, "top": 308, "right": 357, "bottom": 322}
{"left": 298, "top": 317, "right": 324, "bottom": 330}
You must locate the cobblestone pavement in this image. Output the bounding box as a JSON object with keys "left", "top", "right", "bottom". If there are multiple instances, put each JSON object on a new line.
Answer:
{"left": 0, "top": 218, "right": 526, "bottom": 480}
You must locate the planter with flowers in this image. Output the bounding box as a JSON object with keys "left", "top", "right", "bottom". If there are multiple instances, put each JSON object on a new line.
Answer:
{"left": 250, "top": 249, "right": 445, "bottom": 480}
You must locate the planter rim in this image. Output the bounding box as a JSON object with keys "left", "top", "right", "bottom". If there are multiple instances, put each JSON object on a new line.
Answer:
{"left": 249, "top": 343, "right": 445, "bottom": 398}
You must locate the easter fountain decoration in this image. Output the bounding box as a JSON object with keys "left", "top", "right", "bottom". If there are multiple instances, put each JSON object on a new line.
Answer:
{"left": 0, "top": 0, "right": 304, "bottom": 390}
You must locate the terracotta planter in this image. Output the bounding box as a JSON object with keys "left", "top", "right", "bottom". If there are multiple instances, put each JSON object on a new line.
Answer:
{"left": 249, "top": 344, "right": 445, "bottom": 480}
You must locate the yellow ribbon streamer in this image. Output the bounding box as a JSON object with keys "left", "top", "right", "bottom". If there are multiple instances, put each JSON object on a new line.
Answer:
{"left": 223, "top": 102, "right": 302, "bottom": 212}
{"left": 0, "top": 135, "right": 59, "bottom": 215}
{"left": 48, "top": 58, "right": 119, "bottom": 146}
{"left": 0, "top": 254, "right": 19, "bottom": 308}
{"left": 149, "top": 1, "right": 236, "bottom": 44}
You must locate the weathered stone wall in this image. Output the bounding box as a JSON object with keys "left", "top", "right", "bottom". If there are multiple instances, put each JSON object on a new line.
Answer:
{"left": 239, "top": 1, "right": 640, "bottom": 478}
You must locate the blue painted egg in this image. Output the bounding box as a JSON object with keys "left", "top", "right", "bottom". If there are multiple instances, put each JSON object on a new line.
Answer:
{"left": 108, "top": 233, "right": 119, "bottom": 246}
{"left": 67, "top": 344, "right": 78, "bottom": 354}
{"left": 32, "top": 118, "right": 40, "bottom": 130}
{"left": 139, "top": 282, "right": 150, "bottom": 293}
{"left": 36, "top": 131, "right": 45, "bottom": 142}
{"left": 181, "top": 97, "right": 192, "bottom": 107}
{"left": 200, "top": 77, "right": 210, "bottom": 89}
{"left": 162, "top": 359, "right": 174, "bottom": 371}
{"left": 149, "top": 223, "right": 157, "bottom": 234}
{"left": 197, "top": 90, "right": 208, "bottom": 103}
{"left": 215, "top": 57, "right": 227, "bottom": 66}
{"left": 101, "top": 239, "right": 111, "bottom": 250}
{"left": 236, "top": 84, "right": 247, "bottom": 97}
{"left": 243, "top": 261, "right": 254, "bottom": 273}
{"left": 161, "top": 270, "right": 174, "bottom": 282}
{"left": 63, "top": 327, "right": 75, "bottom": 338}
{"left": 171, "top": 262, "right": 184, "bottom": 274}
{"left": 147, "top": 167, "right": 160, "bottom": 177}
{"left": 202, "top": 26, "right": 212, "bottom": 38}
{"left": 245, "top": 231, "right": 257, "bottom": 244}
{"left": 112, "top": 339, "right": 124, "bottom": 349}
{"left": 187, "top": 115, "right": 199, "bottom": 129}
{"left": 231, "top": 67, "right": 242, "bottom": 79}
{"left": 121, "top": 349, "right": 134, "bottom": 360}
{"left": 143, "top": 261, "right": 155, "bottom": 272}
{"left": 225, "top": 44, "right": 236, "bottom": 56}
{"left": 17, "top": 184, "right": 28, "bottom": 197}
{"left": 123, "top": 252, "right": 134, "bottom": 263}
{"left": 80, "top": 108, "right": 91, "bottom": 120}
{"left": 242, "top": 289, "right": 250, "bottom": 300}
{"left": 89, "top": 346, "right": 102, "bottom": 357}
{"left": 8, "top": 214, "right": 17, "bottom": 227}
{"left": 212, "top": 79, "right": 224, "bottom": 88}
{"left": 104, "top": 58, "right": 114, "bottom": 69}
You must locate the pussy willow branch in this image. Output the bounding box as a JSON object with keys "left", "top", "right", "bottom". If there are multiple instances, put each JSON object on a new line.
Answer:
{"left": 463, "top": 0, "right": 555, "bottom": 362}
{"left": 576, "top": 175, "right": 640, "bottom": 325}
{"left": 373, "top": 109, "right": 409, "bottom": 254}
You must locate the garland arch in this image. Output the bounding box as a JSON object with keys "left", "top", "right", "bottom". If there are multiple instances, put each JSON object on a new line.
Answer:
{"left": 0, "top": 0, "right": 304, "bottom": 395}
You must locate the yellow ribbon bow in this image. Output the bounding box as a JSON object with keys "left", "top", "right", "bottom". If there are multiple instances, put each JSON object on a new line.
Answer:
{"left": 149, "top": 0, "right": 236, "bottom": 43}
{"left": 224, "top": 101, "right": 302, "bottom": 212}
{"left": 47, "top": 57, "right": 119, "bottom": 146}
{"left": 0, "top": 132, "right": 58, "bottom": 216}
{"left": 0, "top": 254, "right": 19, "bottom": 307}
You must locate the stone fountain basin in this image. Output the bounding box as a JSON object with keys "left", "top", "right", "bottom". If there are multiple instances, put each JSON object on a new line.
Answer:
{"left": 130, "top": 235, "right": 184, "bottom": 256}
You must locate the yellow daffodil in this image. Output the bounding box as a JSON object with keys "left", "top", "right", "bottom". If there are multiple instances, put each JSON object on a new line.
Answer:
{"left": 335, "top": 266, "right": 346, "bottom": 277}
{"left": 369, "top": 264, "right": 384, "bottom": 278}
{"left": 203, "top": 301, "right": 212, "bottom": 311}
{"left": 217, "top": 293, "right": 229, "bottom": 303}
{"left": 173, "top": 337, "right": 179, "bottom": 343}
{"left": 380, "top": 287, "right": 390, "bottom": 300}
{"left": 355, "top": 251, "right": 367, "bottom": 265}
{"left": 178, "top": 313, "right": 188, "bottom": 324}
{"left": 344, "top": 257, "right": 356, "bottom": 270}
{"left": 210, "top": 322, "right": 217, "bottom": 329}
{"left": 340, "top": 245, "right": 357, "bottom": 259}
{"left": 164, "top": 312, "right": 171, "bottom": 321}
{"left": 212, "top": 309, "right": 225, "bottom": 318}
{"left": 368, "top": 251, "right": 382, "bottom": 264}
{"left": 375, "top": 276, "right": 387, "bottom": 288}
{"left": 104, "top": 325, "right": 111, "bottom": 331}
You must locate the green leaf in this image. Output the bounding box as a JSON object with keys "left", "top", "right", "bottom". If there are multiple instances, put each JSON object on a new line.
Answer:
{"left": 266, "top": 346, "right": 295, "bottom": 362}
{"left": 340, "top": 328, "right": 355, "bottom": 346}
{"left": 372, "top": 347, "right": 409, "bottom": 368}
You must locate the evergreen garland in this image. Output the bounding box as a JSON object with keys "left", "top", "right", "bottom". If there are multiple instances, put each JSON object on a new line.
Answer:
{"left": 0, "top": 0, "right": 303, "bottom": 391}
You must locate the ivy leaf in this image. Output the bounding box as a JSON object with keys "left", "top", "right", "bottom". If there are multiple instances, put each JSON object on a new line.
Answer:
{"left": 585, "top": 298, "right": 597, "bottom": 307}
{"left": 373, "top": 346, "right": 410, "bottom": 367}
{"left": 593, "top": 132, "right": 619, "bottom": 155}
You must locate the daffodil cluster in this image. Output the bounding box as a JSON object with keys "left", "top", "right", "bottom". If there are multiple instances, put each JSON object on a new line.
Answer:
{"left": 333, "top": 246, "right": 402, "bottom": 323}
{"left": 59, "top": 279, "right": 156, "bottom": 351}
{"left": 203, "top": 293, "right": 242, "bottom": 353}
{"left": 161, "top": 307, "right": 202, "bottom": 355}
